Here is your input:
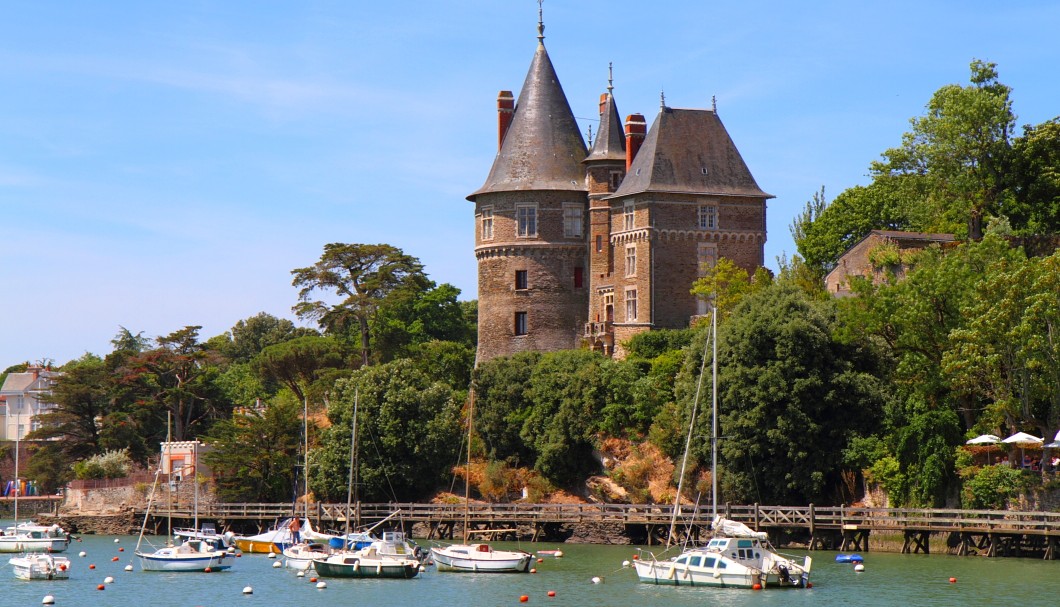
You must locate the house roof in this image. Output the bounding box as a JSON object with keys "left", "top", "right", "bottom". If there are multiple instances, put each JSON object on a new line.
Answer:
{"left": 583, "top": 91, "right": 625, "bottom": 163}
{"left": 468, "top": 39, "right": 587, "bottom": 201}
{"left": 868, "top": 230, "right": 957, "bottom": 245}
{"left": 609, "top": 107, "right": 771, "bottom": 199}
{"left": 1, "top": 372, "right": 37, "bottom": 393}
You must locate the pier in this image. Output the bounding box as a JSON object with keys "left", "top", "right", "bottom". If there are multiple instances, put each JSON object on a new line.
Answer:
{"left": 132, "top": 502, "right": 1060, "bottom": 559}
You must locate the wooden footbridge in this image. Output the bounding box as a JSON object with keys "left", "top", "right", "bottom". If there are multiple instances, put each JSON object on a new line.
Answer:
{"left": 138, "top": 502, "right": 1060, "bottom": 559}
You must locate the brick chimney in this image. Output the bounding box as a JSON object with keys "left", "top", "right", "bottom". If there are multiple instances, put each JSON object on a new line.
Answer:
{"left": 497, "top": 90, "right": 515, "bottom": 150}
{"left": 599, "top": 93, "right": 609, "bottom": 116}
{"left": 625, "top": 114, "right": 646, "bottom": 171}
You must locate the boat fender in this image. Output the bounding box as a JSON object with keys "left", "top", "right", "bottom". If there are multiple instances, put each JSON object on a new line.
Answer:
{"left": 352, "top": 559, "right": 360, "bottom": 571}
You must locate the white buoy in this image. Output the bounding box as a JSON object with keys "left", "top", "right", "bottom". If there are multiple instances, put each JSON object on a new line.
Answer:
{"left": 316, "top": 581, "right": 327, "bottom": 589}
{"left": 78, "top": 551, "right": 87, "bottom": 557}
{"left": 591, "top": 576, "right": 603, "bottom": 584}
{"left": 555, "top": 550, "right": 564, "bottom": 558}
{"left": 267, "top": 552, "right": 277, "bottom": 559}
{"left": 854, "top": 563, "right": 865, "bottom": 572}
{"left": 297, "top": 570, "right": 306, "bottom": 577}
{"left": 103, "top": 576, "right": 115, "bottom": 584}
{"left": 113, "top": 538, "right": 120, "bottom": 543}
{"left": 419, "top": 565, "right": 426, "bottom": 572}
{"left": 272, "top": 561, "right": 282, "bottom": 568}
{"left": 242, "top": 586, "right": 253, "bottom": 595}
{"left": 42, "top": 596, "right": 55, "bottom": 605}
{"left": 622, "top": 560, "right": 631, "bottom": 568}
{"left": 124, "top": 565, "right": 133, "bottom": 572}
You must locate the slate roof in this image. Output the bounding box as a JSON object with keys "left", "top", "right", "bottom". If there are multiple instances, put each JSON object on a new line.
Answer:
{"left": 610, "top": 107, "right": 772, "bottom": 199}
{"left": 468, "top": 40, "right": 588, "bottom": 201}
{"left": 584, "top": 92, "right": 625, "bottom": 163}
{"left": 0, "top": 372, "right": 37, "bottom": 393}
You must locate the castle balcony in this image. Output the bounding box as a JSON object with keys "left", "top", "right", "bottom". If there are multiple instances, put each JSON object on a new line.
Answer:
{"left": 584, "top": 321, "right": 613, "bottom": 339}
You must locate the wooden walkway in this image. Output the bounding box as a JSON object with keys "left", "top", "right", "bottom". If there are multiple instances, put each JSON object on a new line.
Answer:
{"left": 139, "top": 502, "right": 1060, "bottom": 559}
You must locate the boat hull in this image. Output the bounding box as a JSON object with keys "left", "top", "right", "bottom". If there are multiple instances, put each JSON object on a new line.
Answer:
{"left": 9, "top": 554, "right": 71, "bottom": 580}
{"left": 136, "top": 550, "right": 232, "bottom": 572}
{"left": 633, "top": 559, "right": 758, "bottom": 588}
{"left": 431, "top": 546, "right": 532, "bottom": 573}
{"left": 0, "top": 537, "right": 69, "bottom": 553}
{"left": 234, "top": 539, "right": 285, "bottom": 554}
{"left": 313, "top": 556, "right": 420, "bottom": 579}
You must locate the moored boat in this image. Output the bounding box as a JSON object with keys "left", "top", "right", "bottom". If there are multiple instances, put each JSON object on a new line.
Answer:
{"left": 430, "top": 542, "right": 532, "bottom": 573}
{"left": 137, "top": 539, "right": 232, "bottom": 572}
{"left": 283, "top": 541, "right": 329, "bottom": 571}
{"left": 313, "top": 533, "right": 422, "bottom": 579}
{"left": 0, "top": 523, "right": 70, "bottom": 554}
{"left": 9, "top": 553, "right": 72, "bottom": 580}
{"left": 234, "top": 517, "right": 332, "bottom": 554}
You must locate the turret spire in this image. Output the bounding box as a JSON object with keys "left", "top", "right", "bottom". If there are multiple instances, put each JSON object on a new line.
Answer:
{"left": 537, "top": 0, "right": 545, "bottom": 43}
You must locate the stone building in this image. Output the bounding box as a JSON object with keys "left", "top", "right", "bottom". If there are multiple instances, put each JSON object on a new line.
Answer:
{"left": 824, "top": 230, "right": 956, "bottom": 296}
{"left": 472, "top": 18, "right": 770, "bottom": 361}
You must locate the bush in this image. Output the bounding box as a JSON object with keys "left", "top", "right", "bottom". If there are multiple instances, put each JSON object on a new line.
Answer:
{"left": 72, "top": 449, "right": 132, "bottom": 480}
{"left": 961, "top": 464, "right": 1031, "bottom": 510}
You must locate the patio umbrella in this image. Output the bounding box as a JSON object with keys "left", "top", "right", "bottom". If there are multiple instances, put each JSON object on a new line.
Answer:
{"left": 966, "top": 434, "right": 1002, "bottom": 445}
{"left": 1003, "top": 432, "right": 1043, "bottom": 469}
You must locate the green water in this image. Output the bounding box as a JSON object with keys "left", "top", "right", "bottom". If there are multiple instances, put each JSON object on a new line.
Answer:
{"left": 2, "top": 536, "right": 1057, "bottom": 606}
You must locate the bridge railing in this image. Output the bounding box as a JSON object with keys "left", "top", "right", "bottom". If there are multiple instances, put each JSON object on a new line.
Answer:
{"left": 141, "top": 502, "right": 1060, "bottom": 536}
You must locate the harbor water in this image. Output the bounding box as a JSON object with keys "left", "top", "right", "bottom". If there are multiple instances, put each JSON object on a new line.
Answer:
{"left": 2, "top": 534, "right": 1058, "bottom": 606}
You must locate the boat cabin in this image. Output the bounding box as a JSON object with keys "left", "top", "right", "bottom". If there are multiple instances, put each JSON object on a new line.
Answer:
{"left": 705, "top": 537, "right": 764, "bottom": 562}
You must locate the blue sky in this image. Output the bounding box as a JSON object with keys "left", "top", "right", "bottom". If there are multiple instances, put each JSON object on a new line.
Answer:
{"left": 3, "top": 1, "right": 1058, "bottom": 367}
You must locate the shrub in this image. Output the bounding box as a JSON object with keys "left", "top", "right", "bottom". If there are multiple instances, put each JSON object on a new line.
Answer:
{"left": 72, "top": 449, "right": 132, "bottom": 480}
{"left": 961, "top": 464, "right": 1031, "bottom": 510}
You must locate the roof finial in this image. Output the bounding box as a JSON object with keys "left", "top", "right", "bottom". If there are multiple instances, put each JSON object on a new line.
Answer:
{"left": 587, "top": 124, "right": 593, "bottom": 147}
{"left": 607, "top": 62, "right": 614, "bottom": 94}
{"left": 712, "top": 95, "right": 717, "bottom": 112}
{"left": 660, "top": 89, "right": 666, "bottom": 109}
{"left": 537, "top": 0, "right": 545, "bottom": 43}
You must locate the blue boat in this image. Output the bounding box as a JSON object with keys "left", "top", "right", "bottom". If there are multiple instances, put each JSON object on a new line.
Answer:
{"left": 835, "top": 554, "right": 863, "bottom": 563}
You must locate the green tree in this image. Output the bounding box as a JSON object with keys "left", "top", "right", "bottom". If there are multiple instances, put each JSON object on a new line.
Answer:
{"left": 291, "top": 243, "right": 428, "bottom": 366}
{"left": 690, "top": 258, "right": 771, "bottom": 321}
{"left": 203, "top": 398, "right": 304, "bottom": 502}
{"left": 704, "top": 283, "right": 888, "bottom": 505}
{"left": 253, "top": 336, "right": 348, "bottom": 405}
{"left": 473, "top": 352, "right": 541, "bottom": 466}
{"left": 209, "top": 312, "right": 318, "bottom": 365}
{"left": 371, "top": 282, "right": 473, "bottom": 363}
{"left": 27, "top": 354, "right": 108, "bottom": 461}
{"left": 872, "top": 60, "right": 1015, "bottom": 240}
{"left": 1007, "top": 118, "right": 1060, "bottom": 234}
{"left": 310, "top": 360, "right": 462, "bottom": 502}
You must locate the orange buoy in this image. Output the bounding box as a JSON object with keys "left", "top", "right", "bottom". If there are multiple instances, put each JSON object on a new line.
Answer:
{"left": 530, "top": 568, "right": 537, "bottom": 574}
{"left": 519, "top": 595, "right": 529, "bottom": 603}
{"left": 752, "top": 583, "right": 762, "bottom": 590}
{"left": 949, "top": 577, "right": 957, "bottom": 583}
{"left": 309, "top": 577, "right": 318, "bottom": 583}
{"left": 537, "top": 558, "right": 544, "bottom": 563}
{"left": 547, "top": 591, "right": 556, "bottom": 597}
{"left": 807, "top": 582, "right": 813, "bottom": 588}
{"left": 97, "top": 584, "right": 105, "bottom": 591}
{"left": 632, "top": 554, "right": 639, "bottom": 560}
{"left": 118, "top": 547, "right": 124, "bottom": 552}
{"left": 89, "top": 564, "right": 96, "bottom": 569}
{"left": 111, "top": 557, "right": 119, "bottom": 562}
{"left": 204, "top": 567, "right": 212, "bottom": 573}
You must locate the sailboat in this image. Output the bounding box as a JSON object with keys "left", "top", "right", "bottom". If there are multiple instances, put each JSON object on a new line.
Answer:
{"left": 312, "top": 388, "right": 422, "bottom": 579}
{"left": 4, "top": 412, "right": 70, "bottom": 561}
{"left": 429, "top": 390, "right": 532, "bottom": 574}
{"left": 631, "top": 308, "right": 812, "bottom": 589}
{"left": 134, "top": 414, "right": 232, "bottom": 572}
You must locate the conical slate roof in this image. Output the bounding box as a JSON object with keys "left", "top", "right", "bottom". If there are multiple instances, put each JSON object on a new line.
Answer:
{"left": 584, "top": 92, "right": 625, "bottom": 163}
{"left": 468, "top": 41, "right": 588, "bottom": 200}
{"left": 611, "top": 107, "right": 772, "bottom": 199}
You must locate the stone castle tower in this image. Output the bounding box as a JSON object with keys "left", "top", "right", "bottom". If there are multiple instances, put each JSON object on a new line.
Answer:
{"left": 472, "top": 19, "right": 771, "bottom": 362}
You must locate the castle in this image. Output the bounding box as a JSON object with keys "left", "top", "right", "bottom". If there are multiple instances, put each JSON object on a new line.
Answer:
{"left": 471, "top": 18, "right": 770, "bottom": 361}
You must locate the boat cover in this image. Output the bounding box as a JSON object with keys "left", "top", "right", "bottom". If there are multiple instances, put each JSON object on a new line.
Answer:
{"left": 711, "top": 516, "right": 768, "bottom": 540}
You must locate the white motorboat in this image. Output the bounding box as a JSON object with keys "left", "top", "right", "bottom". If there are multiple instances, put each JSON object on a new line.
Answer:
{"left": 632, "top": 517, "right": 811, "bottom": 588}
{"left": 9, "top": 553, "right": 71, "bottom": 580}
{"left": 430, "top": 542, "right": 532, "bottom": 573}
{"left": 173, "top": 522, "right": 235, "bottom": 551}
{"left": 0, "top": 523, "right": 70, "bottom": 554}
{"left": 283, "top": 541, "right": 329, "bottom": 570}
{"left": 314, "top": 533, "right": 422, "bottom": 579}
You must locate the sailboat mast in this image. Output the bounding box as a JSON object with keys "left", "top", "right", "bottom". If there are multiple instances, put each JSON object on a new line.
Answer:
{"left": 166, "top": 410, "right": 173, "bottom": 545}
{"left": 192, "top": 440, "right": 198, "bottom": 533}
{"left": 344, "top": 389, "right": 358, "bottom": 539}
{"left": 304, "top": 396, "right": 310, "bottom": 524}
{"left": 12, "top": 412, "right": 18, "bottom": 525}
{"left": 463, "top": 389, "right": 474, "bottom": 542}
{"left": 711, "top": 307, "right": 718, "bottom": 520}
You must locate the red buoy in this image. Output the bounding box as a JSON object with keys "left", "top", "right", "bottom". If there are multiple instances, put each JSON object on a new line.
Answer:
{"left": 309, "top": 577, "right": 318, "bottom": 583}
{"left": 632, "top": 554, "right": 639, "bottom": 560}
{"left": 752, "top": 583, "right": 762, "bottom": 590}
{"left": 89, "top": 564, "right": 96, "bottom": 569}
{"left": 807, "top": 582, "right": 813, "bottom": 588}
{"left": 204, "top": 567, "right": 211, "bottom": 573}
{"left": 547, "top": 591, "right": 556, "bottom": 597}
{"left": 118, "top": 547, "right": 124, "bottom": 552}
{"left": 949, "top": 577, "right": 957, "bottom": 584}
{"left": 537, "top": 558, "right": 544, "bottom": 563}
{"left": 530, "top": 568, "right": 537, "bottom": 574}
{"left": 519, "top": 595, "right": 529, "bottom": 603}
{"left": 97, "top": 584, "right": 105, "bottom": 591}
{"left": 111, "top": 556, "right": 119, "bottom": 562}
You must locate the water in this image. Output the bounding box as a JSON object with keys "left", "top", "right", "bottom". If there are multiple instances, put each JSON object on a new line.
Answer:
{"left": 1, "top": 535, "right": 1058, "bottom": 606}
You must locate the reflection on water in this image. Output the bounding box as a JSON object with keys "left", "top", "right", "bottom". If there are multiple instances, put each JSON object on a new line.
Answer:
{"left": 2, "top": 535, "right": 1056, "bottom": 607}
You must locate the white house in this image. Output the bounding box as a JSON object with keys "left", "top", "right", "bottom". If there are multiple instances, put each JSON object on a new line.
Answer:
{"left": 0, "top": 365, "right": 60, "bottom": 440}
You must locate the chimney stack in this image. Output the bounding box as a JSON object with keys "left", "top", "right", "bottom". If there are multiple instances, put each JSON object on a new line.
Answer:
{"left": 624, "top": 114, "right": 646, "bottom": 171}
{"left": 598, "top": 93, "right": 609, "bottom": 116}
{"left": 497, "top": 91, "right": 515, "bottom": 150}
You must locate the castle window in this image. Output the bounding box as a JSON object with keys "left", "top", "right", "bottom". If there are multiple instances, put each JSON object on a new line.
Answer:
{"left": 603, "top": 292, "right": 614, "bottom": 322}
{"left": 515, "top": 270, "right": 528, "bottom": 291}
{"left": 623, "top": 201, "right": 635, "bottom": 230}
{"left": 609, "top": 170, "right": 623, "bottom": 191}
{"left": 625, "top": 288, "right": 638, "bottom": 322}
{"left": 514, "top": 311, "right": 528, "bottom": 336}
{"left": 595, "top": 234, "right": 603, "bottom": 253}
{"left": 574, "top": 267, "right": 583, "bottom": 288}
{"left": 563, "top": 203, "right": 583, "bottom": 238}
{"left": 481, "top": 207, "right": 494, "bottom": 240}
{"left": 516, "top": 204, "right": 537, "bottom": 238}
{"left": 625, "top": 244, "right": 637, "bottom": 277}
{"left": 697, "top": 205, "right": 717, "bottom": 230}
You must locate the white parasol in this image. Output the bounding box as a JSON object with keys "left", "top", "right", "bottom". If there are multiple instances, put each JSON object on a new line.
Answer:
{"left": 966, "top": 434, "right": 1002, "bottom": 445}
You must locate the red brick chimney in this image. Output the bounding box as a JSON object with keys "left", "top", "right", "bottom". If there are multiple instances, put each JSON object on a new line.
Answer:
{"left": 625, "top": 114, "right": 646, "bottom": 171}
{"left": 497, "top": 91, "right": 515, "bottom": 150}
{"left": 599, "top": 93, "right": 609, "bottom": 116}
